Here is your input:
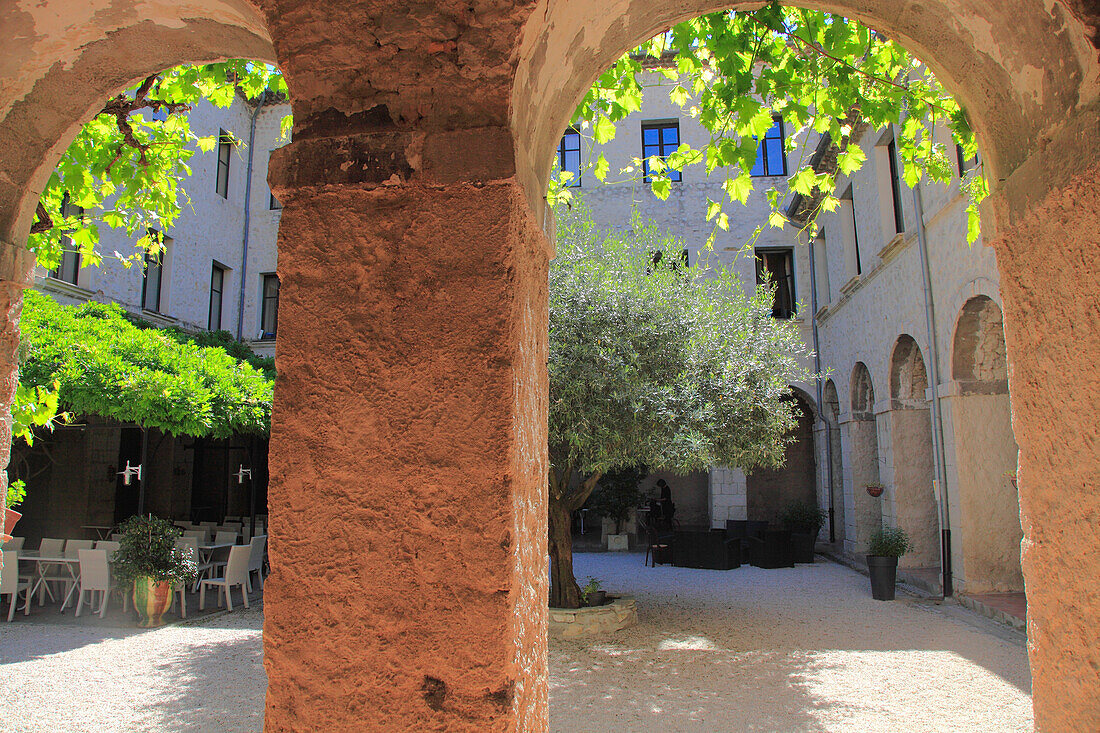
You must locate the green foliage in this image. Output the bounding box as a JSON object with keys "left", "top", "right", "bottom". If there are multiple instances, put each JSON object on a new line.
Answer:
{"left": 580, "top": 576, "right": 604, "bottom": 603}
{"left": 586, "top": 465, "right": 648, "bottom": 533}
{"left": 868, "top": 526, "right": 912, "bottom": 558}
{"left": 552, "top": 4, "right": 989, "bottom": 243}
{"left": 111, "top": 514, "right": 198, "bottom": 586}
{"left": 780, "top": 500, "right": 827, "bottom": 533}
{"left": 30, "top": 61, "right": 288, "bottom": 270}
{"left": 11, "top": 381, "right": 68, "bottom": 446}
{"left": 18, "top": 291, "right": 272, "bottom": 437}
{"left": 550, "top": 200, "right": 811, "bottom": 492}
{"left": 6, "top": 480, "right": 25, "bottom": 510}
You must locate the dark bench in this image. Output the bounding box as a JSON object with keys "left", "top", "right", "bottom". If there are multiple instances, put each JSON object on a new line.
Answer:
{"left": 671, "top": 529, "right": 741, "bottom": 570}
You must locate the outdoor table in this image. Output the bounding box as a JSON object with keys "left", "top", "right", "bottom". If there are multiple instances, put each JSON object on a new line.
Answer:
{"left": 19, "top": 552, "right": 81, "bottom": 612}
{"left": 81, "top": 525, "right": 114, "bottom": 540}
{"left": 196, "top": 543, "right": 234, "bottom": 591}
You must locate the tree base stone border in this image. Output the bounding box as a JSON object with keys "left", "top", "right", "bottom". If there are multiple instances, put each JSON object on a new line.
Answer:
{"left": 549, "top": 596, "right": 638, "bottom": 639}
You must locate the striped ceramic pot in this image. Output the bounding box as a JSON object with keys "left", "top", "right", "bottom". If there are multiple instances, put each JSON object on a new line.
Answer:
{"left": 133, "top": 576, "right": 173, "bottom": 627}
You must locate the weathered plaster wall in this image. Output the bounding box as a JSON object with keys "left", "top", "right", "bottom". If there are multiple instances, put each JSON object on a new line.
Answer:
{"left": 885, "top": 408, "right": 939, "bottom": 567}
{"left": 841, "top": 418, "right": 882, "bottom": 553}
{"left": 990, "top": 160, "right": 1100, "bottom": 730}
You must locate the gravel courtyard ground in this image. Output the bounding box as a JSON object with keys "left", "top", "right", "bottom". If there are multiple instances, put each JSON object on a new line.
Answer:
{"left": 0, "top": 554, "right": 1031, "bottom": 732}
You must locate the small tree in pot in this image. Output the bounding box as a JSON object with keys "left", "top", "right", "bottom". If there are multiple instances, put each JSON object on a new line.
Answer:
{"left": 113, "top": 515, "right": 198, "bottom": 627}
{"left": 866, "top": 526, "right": 912, "bottom": 601}
{"left": 586, "top": 466, "right": 647, "bottom": 551}
{"left": 781, "top": 501, "right": 827, "bottom": 563}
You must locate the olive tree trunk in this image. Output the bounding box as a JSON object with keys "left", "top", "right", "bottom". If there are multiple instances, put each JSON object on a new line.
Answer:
{"left": 548, "top": 469, "right": 601, "bottom": 609}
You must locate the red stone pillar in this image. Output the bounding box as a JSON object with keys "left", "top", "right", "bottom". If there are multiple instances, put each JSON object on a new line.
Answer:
{"left": 992, "top": 163, "right": 1100, "bottom": 731}
{"left": 0, "top": 240, "right": 38, "bottom": 538}
{"left": 263, "top": 128, "right": 550, "bottom": 731}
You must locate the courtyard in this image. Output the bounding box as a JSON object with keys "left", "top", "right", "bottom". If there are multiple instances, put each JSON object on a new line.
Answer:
{"left": 0, "top": 553, "right": 1031, "bottom": 732}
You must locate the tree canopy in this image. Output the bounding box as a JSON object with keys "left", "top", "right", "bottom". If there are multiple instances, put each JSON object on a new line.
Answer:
{"left": 547, "top": 202, "right": 811, "bottom": 606}
{"left": 553, "top": 3, "right": 988, "bottom": 244}
{"left": 18, "top": 290, "right": 273, "bottom": 438}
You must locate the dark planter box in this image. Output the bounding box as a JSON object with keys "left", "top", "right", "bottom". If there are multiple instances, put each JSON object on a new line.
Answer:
{"left": 746, "top": 529, "right": 794, "bottom": 569}
{"left": 789, "top": 529, "right": 819, "bottom": 563}
{"left": 672, "top": 529, "right": 741, "bottom": 570}
{"left": 724, "top": 520, "right": 768, "bottom": 564}
{"left": 867, "top": 555, "right": 899, "bottom": 600}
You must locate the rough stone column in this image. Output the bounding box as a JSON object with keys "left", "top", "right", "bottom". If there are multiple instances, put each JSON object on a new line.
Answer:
{"left": 262, "top": 127, "right": 550, "bottom": 731}
{"left": 991, "top": 162, "right": 1100, "bottom": 731}
{"left": 840, "top": 415, "right": 882, "bottom": 554}
{"left": 0, "top": 240, "right": 38, "bottom": 539}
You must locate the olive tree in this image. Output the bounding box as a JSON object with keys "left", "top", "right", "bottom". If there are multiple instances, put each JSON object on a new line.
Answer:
{"left": 548, "top": 202, "right": 811, "bottom": 607}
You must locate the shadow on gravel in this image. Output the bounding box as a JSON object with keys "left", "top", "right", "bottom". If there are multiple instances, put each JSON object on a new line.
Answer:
{"left": 141, "top": 614, "right": 266, "bottom": 732}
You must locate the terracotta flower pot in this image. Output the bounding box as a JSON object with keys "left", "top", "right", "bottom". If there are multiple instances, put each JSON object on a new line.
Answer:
{"left": 866, "top": 484, "right": 884, "bottom": 498}
{"left": 133, "top": 577, "right": 174, "bottom": 627}
{"left": 2, "top": 507, "right": 21, "bottom": 542}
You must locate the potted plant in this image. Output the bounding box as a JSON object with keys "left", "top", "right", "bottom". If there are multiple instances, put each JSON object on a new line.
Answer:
{"left": 865, "top": 482, "right": 885, "bottom": 498}
{"left": 2, "top": 480, "right": 25, "bottom": 543}
{"left": 581, "top": 576, "right": 607, "bottom": 607}
{"left": 112, "top": 515, "right": 198, "bottom": 627}
{"left": 781, "top": 501, "right": 827, "bottom": 563}
{"left": 587, "top": 466, "right": 646, "bottom": 552}
{"left": 866, "top": 526, "right": 912, "bottom": 601}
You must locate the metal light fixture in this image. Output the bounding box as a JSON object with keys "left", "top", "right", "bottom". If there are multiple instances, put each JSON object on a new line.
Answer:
{"left": 235, "top": 465, "right": 252, "bottom": 484}
{"left": 118, "top": 460, "right": 142, "bottom": 486}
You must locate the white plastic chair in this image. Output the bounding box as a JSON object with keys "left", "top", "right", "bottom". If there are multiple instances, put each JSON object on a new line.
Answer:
{"left": 64, "top": 539, "right": 94, "bottom": 558}
{"left": 246, "top": 535, "right": 267, "bottom": 593}
{"left": 36, "top": 538, "right": 67, "bottom": 604}
{"left": 1, "top": 550, "right": 29, "bottom": 620}
{"left": 183, "top": 529, "right": 206, "bottom": 543}
{"left": 199, "top": 545, "right": 250, "bottom": 612}
{"left": 94, "top": 540, "right": 120, "bottom": 557}
{"left": 214, "top": 530, "right": 238, "bottom": 546}
{"left": 75, "top": 549, "right": 111, "bottom": 618}
{"left": 176, "top": 535, "right": 213, "bottom": 592}
{"left": 2, "top": 536, "right": 24, "bottom": 551}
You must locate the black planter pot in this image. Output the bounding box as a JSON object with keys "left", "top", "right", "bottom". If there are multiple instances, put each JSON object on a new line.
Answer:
{"left": 866, "top": 555, "right": 899, "bottom": 600}
{"left": 585, "top": 590, "right": 607, "bottom": 607}
{"left": 789, "top": 529, "right": 819, "bottom": 563}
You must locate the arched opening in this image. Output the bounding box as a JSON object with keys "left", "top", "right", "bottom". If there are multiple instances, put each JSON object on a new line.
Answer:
{"left": 822, "top": 379, "right": 844, "bottom": 548}
{"left": 886, "top": 335, "right": 939, "bottom": 571}
{"left": 746, "top": 390, "right": 818, "bottom": 526}
{"left": 6, "top": 0, "right": 1100, "bottom": 729}
{"left": 846, "top": 362, "right": 882, "bottom": 553}
{"left": 948, "top": 296, "right": 1022, "bottom": 593}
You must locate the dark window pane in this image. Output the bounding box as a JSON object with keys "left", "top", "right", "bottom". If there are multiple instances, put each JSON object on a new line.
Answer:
{"left": 209, "top": 265, "right": 225, "bottom": 330}
{"left": 751, "top": 147, "right": 765, "bottom": 176}
{"left": 755, "top": 249, "right": 795, "bottom": 319}
{"left": 260, "top": 274, "right": 280, "bottom": 338}
{"left": 661, "top": 126, "right": 678, "bottom": 145}
{"left": 767, "top": 142, "right": 786, "bottom": 176}
{"left": 216, "top": 130, "right": 232, "bottom": 198}
{"left": 643, "top": 127, "right": 660, "bottom": 145}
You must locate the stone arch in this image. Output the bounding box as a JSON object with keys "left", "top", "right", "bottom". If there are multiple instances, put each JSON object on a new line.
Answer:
{"left": 885, "top": 335, "right": 939, "bottom": 568}
{"left": 512, "top": 1, "right": 1100, "bottom": 227}
{"left": 746, "top": 389, "right": 818, "bottom": 527}
{"left": 952, "top": 295, "right": 1009, "bottom": 392}
{"left": 846, "top": 362, "right": 882, "bottom": 552}
{"left": 850, "top": 361, "right": 876, "bottom": 419}
{"left": 0, "top": 1, "right": 276, "bottom": 243}
{"left": 822, "top": 379, "right": 844, "bottom": 546}
{"left": 890, "top": 334, "right": 929, "bottom": 407}
{"left": 949, "top": 296, "right": 1023, "bottom": 592}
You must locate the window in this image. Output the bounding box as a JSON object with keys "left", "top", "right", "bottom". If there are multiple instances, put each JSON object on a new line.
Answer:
{"left": 260, "top": 274, "right": 280, "bottom": 339}
{"left": 755, "top": 248, "right": 796, "bottom": 319}
{"left": 142, "top": 236, "right": 167, "bottom": 313}
{"left": 49, "top": 199, "right": 84, "bottom": 285}
{"left": 886, "top": 138, "right": 905, "bottom": 234}
{"left": 956, "top": 144, "right": 980, "bottom": 176}
{"left": 556, "top": 129, "right": 581, "bottom": 187}
{"left": 216, "top": 129, "right": 232, "bottom": 198}
{"left": 269, "top": 191, "right": 282, "bottom": 210}
{"left": 209, "top": 262, "right": 226, "bottom": 331}
{"left": 750, "top": 116, "right": 787, "bottom": 177}
{"left": 641, "top": 122, "right": 681, "bottom": 182}
{"left": 841, "top": 186, "right": 862, "bottom": 276}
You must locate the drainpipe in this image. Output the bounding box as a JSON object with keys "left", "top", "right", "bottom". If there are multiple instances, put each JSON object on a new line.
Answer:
{"left": 806, "top": 231, "right": 836, "bottom": 543}
{"left": 235, "top": 91, "right": 266, "bottom": 341}
{"left": 912, "top": 181, "right": 953, "bottom": 597}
